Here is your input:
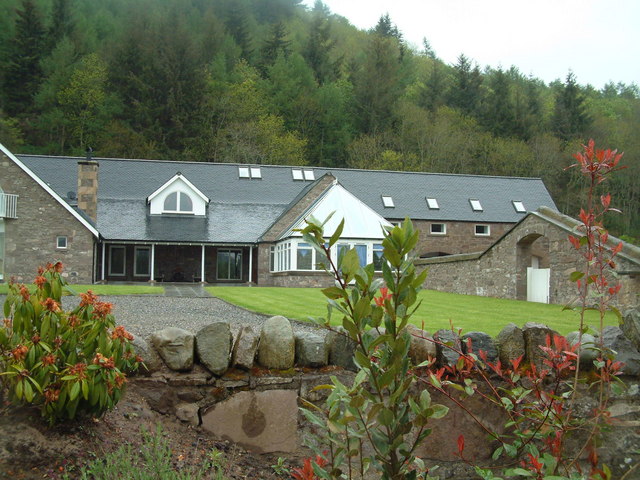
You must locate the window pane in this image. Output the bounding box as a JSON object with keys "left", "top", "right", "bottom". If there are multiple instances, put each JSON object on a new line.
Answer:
{"left": 354, "top": 244, "right": 367, "bottom": 267}
{"left": 179, "top": 192, "right": 193, "bottom": 212}
{"left": 135, "top": 248, "right": 150, "bottom": 276}
{"left": 373, "top": 244, "right": 384, "bottom": 271}
{"left": 110, "top": 247, "right": 126, "bottom": 275}
{"left": 297, "top": 243, "right": 312, "bottom": 270}
{"left": 231, "top": 251, "right": 242, "bottom": 279}
{"left": 217, "top": 250, "right": 242, "bottom": 280}
{"left": 337, "top": 244, "right": 349, "bottom": 264}
{"left": 217, "top": 251, "right": 229, "bottom": 279}
{"left": 382, "top": 196, "right": 394, "bottom": 207}
{"left": 164, "top": 192, "right": 177, "bottom": 211}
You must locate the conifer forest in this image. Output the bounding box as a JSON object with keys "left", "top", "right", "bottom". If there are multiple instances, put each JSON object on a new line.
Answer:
{"left": 1, "top": 0, "right": 638, "bottom": 237}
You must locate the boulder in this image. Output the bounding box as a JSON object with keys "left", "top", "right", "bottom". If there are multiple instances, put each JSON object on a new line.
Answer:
{"left": 150, "top": 327, "right": 195, "bottom": 371}
{"left": 295, "top": 331, "right": 329, "bottom": 367}
{"left": 406, "top": 324, "right": 437, "bottom": 366}
{"left": 196, "top": 322, "right": 232, "bottom": 376}
{"left": 434, "top": 329, "right": 463, "bottom": 367}
{"left": 523, "top": 322, "right": 556, "bottom": 370}
{"left": 328, "top": 327, "right": 357, "bottom": 372}
{"left": 131, "top": 335, "right": 163, "bottom": 374}
{"left": 566, "top": 331, "right": 599, "bottom": 367}
{"left": 602, "top": 326, "right": 640, "bottom": 375}
{"left": 621, "top": 309, "right": 640, "bottom": 352}
{"left": 258, "top": 316, "right": 295, "bottom": 370}
{"left": 462, "top": 331, "right": 498, "bottom": 364}
{"left": 232, "top": 325, "right": 260, "bottom": 370}
{"left": 496, "top": 323, "right": 525, "bottom": 366}
{"left": 175, "top": 403, "right": 200, "bottom": 426}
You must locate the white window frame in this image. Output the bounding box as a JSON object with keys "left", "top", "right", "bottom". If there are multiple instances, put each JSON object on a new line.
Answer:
{"left": 238, "top": 167, "right": 250, "bottom": 178}
{"left": 430, "top": 223, "right": 447, "bottom": 235}
{"left": 109, "top": 245, "right": 126, "bottom": 276}
{"left": 163, "top": 191, "right": 194, "bottom": 214}
{"left": 426, "top": 197, "right": 439, "bottom": 209}
{"left": 372, "top": 243, "right": 384, "bottom": 272}
{"left": 469, "top": 199, "right": 483, "bottom": 212}
{"left": 134, "top": 246, "right": 151, "bottom": 277}
{"left": 56, "top": 235, "right": 68, "bottom": 249}
{"left": 250, "top": 167, "right": 262, "bottom": 179}
{"left": 512, "top": 200, "right": 526, "bottom": 213}
{"left": 303, "top": 170, "right": 315, "bottom": 181}
{"left": 292, "top": 169, "right": 304, "bottom": 180}
{"left": 382, "top": 196, "right": 395, "bottom": 208}
{"left": 475, "top": 224, "right": 490, "bottom": 236}
{"left": 295, "top": 242, "right": 314, "bottom": 271}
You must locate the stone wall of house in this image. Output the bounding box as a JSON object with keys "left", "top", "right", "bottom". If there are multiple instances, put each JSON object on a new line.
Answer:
{"left": 417, "top": 213, "right": 640, "bottom": 308}
{"left": 0, "top": 154, "right": 95, "bottom": 284}
{"left": 411, "top": 220, "right": 512, "bottom": 257}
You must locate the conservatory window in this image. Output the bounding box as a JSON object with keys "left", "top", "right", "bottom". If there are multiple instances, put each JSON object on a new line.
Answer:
{"left": 296, "top": 243, "right": 313, "bottom": 270}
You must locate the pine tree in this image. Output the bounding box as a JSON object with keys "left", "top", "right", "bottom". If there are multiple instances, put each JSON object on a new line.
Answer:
{"left": 259, "top": 21, "right": 291, "bottom": 73}
{"left": 447, "top": 54, "right": 482, "bottom": 117}
{"left": 552, "top": 71, "right": 592, "bottom": 141}
{"left": 482, "top": 68, "right": 515, "bottom": 137}
{"left": 226, "top": 4, "right": 253, "bottom": 62}
{"left": 47, "top": 0, "right": 73, "bottom": 53}
{"left": 303, "top": 1, "right": 339, "bottom": 85}
{"left": 3, "top": 0, "right": 46, "bottom": 116}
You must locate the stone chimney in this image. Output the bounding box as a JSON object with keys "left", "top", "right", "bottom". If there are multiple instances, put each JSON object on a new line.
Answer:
{"left": 77, "top": 148, "right": 99, "bottom": 222}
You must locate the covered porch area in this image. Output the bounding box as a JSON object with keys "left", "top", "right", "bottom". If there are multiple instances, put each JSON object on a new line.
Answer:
{"left": 97, "top": 242, "right": 258, "bottom": 284}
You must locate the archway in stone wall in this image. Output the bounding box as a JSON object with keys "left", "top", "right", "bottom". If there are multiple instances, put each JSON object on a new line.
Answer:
{"left": 516, "top": 233, "right": 550, "bottom": 302}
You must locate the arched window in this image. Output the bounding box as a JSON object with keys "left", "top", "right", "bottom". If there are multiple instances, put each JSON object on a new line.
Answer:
{"left": 163, "top": 191, "right": 193, "bottom": 213}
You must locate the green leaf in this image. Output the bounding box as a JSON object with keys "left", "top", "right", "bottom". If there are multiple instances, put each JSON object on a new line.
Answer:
{"left": 329, "top": 218, "right": 345, "bottom": 247}
{"left": 69, "top": 381, "right": 80, "bottom": 401}
{"left": 82, "top": 380, "right": 89, "bottom": 400}
{"left": 429, "top": 404, "right": 449, "bottom": 419}
{"left": 569, "top": 271, "right": 585, "bottom": 282}
{"left": 322, "top": 286, "right": 346, "bottom": 300}
{"left": 378, "top": 407, "right": 394, "bottom": 426}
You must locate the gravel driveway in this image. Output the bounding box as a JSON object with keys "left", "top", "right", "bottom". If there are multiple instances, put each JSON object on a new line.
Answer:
{"left": 0, "top": 294, "right": 324, "bottom": 341}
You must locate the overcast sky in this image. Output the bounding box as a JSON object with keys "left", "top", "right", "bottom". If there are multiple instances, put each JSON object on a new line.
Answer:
{"left": 302, "top": 0, "right": 639, "bottom": 89}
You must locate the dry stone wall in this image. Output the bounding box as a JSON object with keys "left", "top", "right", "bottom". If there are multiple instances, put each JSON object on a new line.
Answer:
{"left": 131, "top": 310, "right": 640, "bottom": 473}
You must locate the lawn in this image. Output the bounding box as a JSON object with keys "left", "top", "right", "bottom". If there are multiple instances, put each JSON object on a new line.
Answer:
{"left": 0, "top": 283, "right": 163, "bottom": 296}
{"left": 207, "top": 286, "right": 618, "bottom": 337}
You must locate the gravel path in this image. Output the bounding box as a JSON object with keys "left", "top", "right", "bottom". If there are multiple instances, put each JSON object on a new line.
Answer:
{"left": 0, "top": 294, "right": 325, "bottom": 341}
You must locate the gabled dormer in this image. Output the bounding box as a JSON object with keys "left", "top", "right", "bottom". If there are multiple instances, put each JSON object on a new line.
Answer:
{"left": 147, "top": 172, "right": 209, "bottom": 216}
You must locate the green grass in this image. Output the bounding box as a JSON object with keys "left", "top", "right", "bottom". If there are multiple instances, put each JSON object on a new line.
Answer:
{"left": 207, "top": 286, "right": 618, "bottom": 337}
{"left": 0, "top": 283, "right": 163, "bottom": 296}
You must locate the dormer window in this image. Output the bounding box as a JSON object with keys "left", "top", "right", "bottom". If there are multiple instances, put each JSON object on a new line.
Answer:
{"left": 163, "top": 191, "right": 193, "bottom": 213}
{"left": 148, "top": 173, "right": 209, "bottom": 216}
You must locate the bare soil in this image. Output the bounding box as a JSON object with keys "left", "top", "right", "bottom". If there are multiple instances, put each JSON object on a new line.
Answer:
{"left": 0, "top": 383, "right": 292, "bottom": 480}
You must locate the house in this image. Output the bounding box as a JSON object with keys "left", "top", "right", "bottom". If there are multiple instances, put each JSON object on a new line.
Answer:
{"left": 0, "top": 142, "right": 558, "bottom": 288}
{"left": 418, "top": 206, "right": 640, "bottom": 308}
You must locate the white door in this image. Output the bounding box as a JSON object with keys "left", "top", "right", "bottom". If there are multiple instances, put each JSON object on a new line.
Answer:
{"left": 527, "top": 267, "right": 550, "bottom": 303}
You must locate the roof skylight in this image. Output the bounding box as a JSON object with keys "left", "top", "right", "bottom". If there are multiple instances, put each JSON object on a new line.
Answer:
{"left": 382, "top": 196, "right": 395, "bottom": 208}
{"left": 238, "top": 167, "right": 250, "bottom": 178}
{"left": 303, "top": 169, "right": 315, "bottom": 181}
{"left": 426, "top": 197, "right": 439, "bottom": 209}
{"left": 292, "top": 169, "right": 304, "bottom": 180}
{"left": 469, "top": 199, "right": 483, "bottom": 211}
{"left": 512, "top": 200, "right": 526, "bottom": 213}
{"left": 250, "top": 167, "right": 262, "bottom": 179}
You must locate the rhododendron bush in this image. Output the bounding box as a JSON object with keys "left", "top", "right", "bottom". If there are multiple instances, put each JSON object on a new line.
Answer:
{"left": 0, "top": 262, "right": 141, "bottom": 423}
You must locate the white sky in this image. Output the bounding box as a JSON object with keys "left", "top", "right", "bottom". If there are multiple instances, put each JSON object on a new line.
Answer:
{"left": 303, "top": 0, "right": 640, "bottom": 89}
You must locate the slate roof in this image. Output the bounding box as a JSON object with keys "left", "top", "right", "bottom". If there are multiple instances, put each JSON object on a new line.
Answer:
{"left": 17, "top": 155, "right": 557, "bottom": 244}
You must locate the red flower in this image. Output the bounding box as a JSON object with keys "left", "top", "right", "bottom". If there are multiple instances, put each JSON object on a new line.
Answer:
{"left": 93, "top": 353, "right": 115, "bottom": 369}
{"left": 11, "top": 345, "right": 28, "bottom": 362}
{"left": 34, "top": 275, "right": 47, "bottom": 288}
{"left": 68, "top": 362, "right": 87, "bottom": 380}
{"left": 111, "top": 325, "right": 134, "bottom": 341}
{"left": 41, "top": 297, "right": 61, "bottom": 313}
{"left": 42, "top": 353, "right": 57, "bottom": 367}
{"left": 44, "top": 387, "right": 60, "bottom": 404}
{"left": 92, "top": 301, "right": 113, "bottom": 319}
{"left": 79, "top": 290, "right": 98, "bottom": 307}
{"left": 19, "top": 285, "right": 30, "bottom": 301}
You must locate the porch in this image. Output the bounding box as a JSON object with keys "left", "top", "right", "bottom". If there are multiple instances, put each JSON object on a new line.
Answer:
{"left": 97, "top": 243, "right": 258, "bottom": 284}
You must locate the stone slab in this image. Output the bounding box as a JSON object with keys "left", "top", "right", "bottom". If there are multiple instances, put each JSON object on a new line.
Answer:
{"left": 201, "top": 390, "right": 299, "bottom": 453}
